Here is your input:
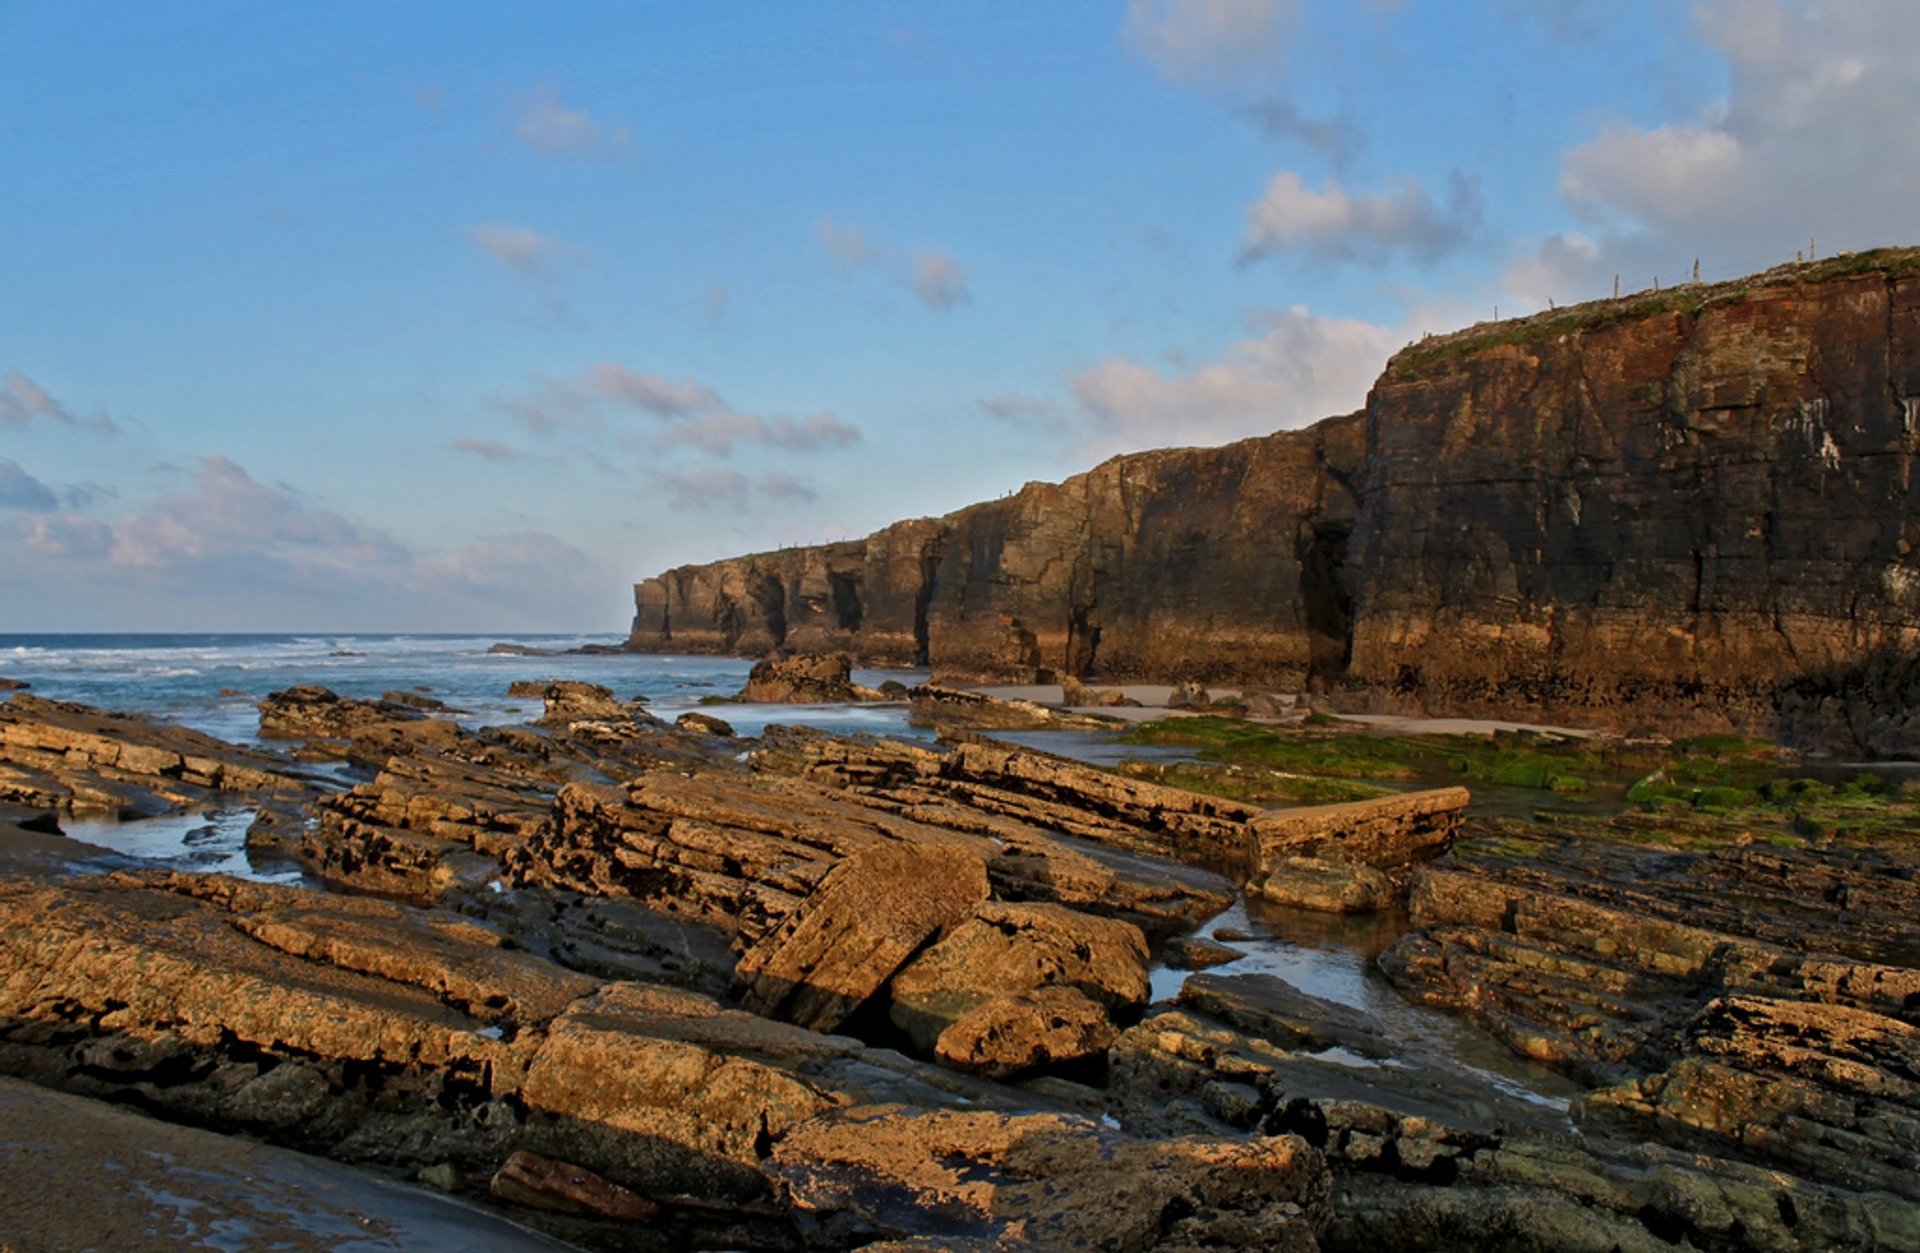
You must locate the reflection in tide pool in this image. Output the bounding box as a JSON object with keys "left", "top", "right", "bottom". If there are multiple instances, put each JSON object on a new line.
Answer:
{"left": 1151, "top": 893, "right": 1584, "bottom": 1115}
{"left": 58, "top": 808, "right": 305, "bottom": 885}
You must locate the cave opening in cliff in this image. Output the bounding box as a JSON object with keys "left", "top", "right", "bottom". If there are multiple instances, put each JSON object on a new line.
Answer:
{"left": 1299, "top": 520, "right": 1356, "bottom": 687}
{"left": 1066, "top": 604, "right": 1101, "bottom": 679}
{"left": 913, "top": 553, "right": 941, "bottom": 667}
{"left": 751, "top": 574, "right": 788, "bottom": 649}
{"left": 828, "top": 571, "right": 863, "bottom": 633}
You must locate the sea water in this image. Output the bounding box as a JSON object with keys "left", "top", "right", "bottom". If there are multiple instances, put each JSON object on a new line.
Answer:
{"left": 0, "top": 633, "right": 930, "bottom": 742}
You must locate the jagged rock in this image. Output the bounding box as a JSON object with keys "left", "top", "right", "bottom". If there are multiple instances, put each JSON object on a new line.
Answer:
{"left": 1582, "top": 994, "right": 1920, "bottom": 1201}
{"left": 906, "top": 683, "right": 1120, "bottom": 731}
{"left": 736, "top": 843, "right": 991, "bottom": 1032}
{"left": 0, "top": 694, "right": 312, "bottom": 818}
{"left": 932, "top": 986, "right": 1118, "bottom": 1079}
{"left": 887, "top": 901, "right": 1147, "bottom": 1052}
{"left": 675, "top": 711, "right": 736, "bottom": 737}
{"left": 764, "top": 1105, "right": 1330, "bottom": 1250}
{"left": 1250, "top": 787, "right": 1466, "bottom": 911}
{"left": 758, "top": 730, "right": 1264, "bottom": 877}
{"left": 735, "top": 652, "right": 883, "bottom": 704}
{"left": 258, "top": 684, "right": 426, "bottom": 738}
{"left": 0, "top": 869, "right": 1037, "bottom": 1244}
{"left": 505, "top": 680, "right": 649, "bottom": 727}
{"left": 489, "top": 1149, "right": 661, "bottom": 1220}
{"left": 0, "top": 678, "right": 28, "bottom": 691}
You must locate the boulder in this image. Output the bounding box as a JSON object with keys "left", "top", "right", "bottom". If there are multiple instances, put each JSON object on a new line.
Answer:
{"left": 735, "top": 653, "right": 876, "bottom": 704}
{"left": 505, "top": 680, "right": 646, "bottom": 727}
{"left": 1255, "top": 856, "right": 1398, "bottom": 913}
{"left": 931, "top": 986, "right": 1118, "bottom": 1079}
{"left": 735, "top": 843, "right": 991, "bottom": 1032}
{"left": 1249, "top": 786, "right": 1466, "bottom": 911}
{"left": 1167, "top": 680, "right": 1212, "bottom": 709}
{"left": 258, "top": 684, "right": 426, "bottom": 738}
{"left": 887, "top": 901, "right": 1148, "bottom": 1051}
{"left": 1059, "top": 677, "right": 1136, "bottom": 708}
{"left": 764, "top": 1105, "right": 1329, "bottom": 1251}
{"left": 675, "top": 711, "right": 736, "bottom": 737}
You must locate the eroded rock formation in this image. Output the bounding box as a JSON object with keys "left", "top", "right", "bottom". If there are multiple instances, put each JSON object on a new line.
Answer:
{"left": 628, "top": 249, "right": 1920, "bottom": 752}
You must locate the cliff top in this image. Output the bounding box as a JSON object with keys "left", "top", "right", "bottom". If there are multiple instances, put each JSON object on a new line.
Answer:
{"left": 1387, "top": 244, "right": 1920, "bottom": 377}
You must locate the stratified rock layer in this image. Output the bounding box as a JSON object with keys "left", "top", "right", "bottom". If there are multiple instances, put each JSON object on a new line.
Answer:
{"left": 628, "top": 249, "right": 1920, "bottom": 751}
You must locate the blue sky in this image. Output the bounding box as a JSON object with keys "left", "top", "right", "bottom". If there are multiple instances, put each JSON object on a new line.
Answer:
{"left": 4, "top": 1, "right": 1916, "bottom": 631}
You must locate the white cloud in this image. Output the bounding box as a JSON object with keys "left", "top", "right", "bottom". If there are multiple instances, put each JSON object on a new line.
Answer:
{"left": 512, "top": 88, "right": 630, "bottom": 160}
{"left": 1509, "top": 0, "right": 1920, "bottom": 306}
{"left": 1559, "top": 125, "right": 1743, "bottom": 227}
{"left": 909, "top": 252, "right": 970, "bottom": 309}
{"left": 1, "top": 370, "right": 118, "bottom": 434}
{"left": 1242, "top": 170, "right": 1484, "bottom": 266}
{"left": 1066, "top": 305, "right": 1398, "bottom": 455}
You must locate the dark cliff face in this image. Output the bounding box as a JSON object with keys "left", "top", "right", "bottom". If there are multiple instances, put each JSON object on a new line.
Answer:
{"left": 629, "top": 249, "right": 1920, "bottom": 752}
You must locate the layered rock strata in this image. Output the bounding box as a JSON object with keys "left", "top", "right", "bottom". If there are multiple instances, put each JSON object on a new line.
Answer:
{"left": 629, "top": 249, "right": 1920, "bottom": 751}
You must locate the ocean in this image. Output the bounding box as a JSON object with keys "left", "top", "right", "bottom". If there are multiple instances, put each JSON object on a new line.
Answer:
{"left": 0, "top": 633, "right": 930, "bottom": 743}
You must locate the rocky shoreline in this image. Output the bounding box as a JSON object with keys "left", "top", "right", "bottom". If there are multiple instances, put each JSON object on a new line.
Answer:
{"left": 1, "top": 680, "right": 1917, "bottom": 1249}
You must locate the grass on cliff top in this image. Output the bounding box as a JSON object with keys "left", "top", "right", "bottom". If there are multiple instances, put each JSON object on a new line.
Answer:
{"left": 1390, "top": 245, "right": 1920, "bottom": 375}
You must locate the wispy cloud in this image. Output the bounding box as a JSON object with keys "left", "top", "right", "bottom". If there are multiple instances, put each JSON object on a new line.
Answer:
{"left": 448, "top": 436, "right": 549, "bottom": 463}
{"left": 1240, "top": 170, "right": 1485, "bottom": 267}
{"left": 818, "top": 217, "right": 880, "bottom": 270}
{"left": 494, "top": 363, "right": 863, "bottom": 458}
{"left": 1, "top": 454, "right": 610, "bottom": 628}
{"left": 1122, "top": 0, "right": 1303, "bottom": 88}
{"left": 0, "top": 459, "right": 59, "bottom": 511}
{"left": 817, "top": 218, "right": 973, "bottom": 311}
{"left": 649, "top": 468, "right": 820, "bottom": 511}
{"left": 1, "top": 371, "right": 119, "bottom": 435}
{"left": 910, "top": 252, "right": 971, "bottom": 309}
{"left": 511, "top": 87, "right": 631, "bottom": 160}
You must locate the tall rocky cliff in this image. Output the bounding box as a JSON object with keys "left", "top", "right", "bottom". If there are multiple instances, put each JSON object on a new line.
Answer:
{"left": 629, "top": 250, "right": 1920, "bottom": 753}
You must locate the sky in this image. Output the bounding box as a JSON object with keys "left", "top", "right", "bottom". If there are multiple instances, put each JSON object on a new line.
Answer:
{"left": 4, "top": 0, "right": 1918, "bottom": 633}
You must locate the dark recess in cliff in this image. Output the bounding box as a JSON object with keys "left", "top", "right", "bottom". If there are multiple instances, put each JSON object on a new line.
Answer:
{"left": 627, "top": 248, "right": 1920, "bottom": 754}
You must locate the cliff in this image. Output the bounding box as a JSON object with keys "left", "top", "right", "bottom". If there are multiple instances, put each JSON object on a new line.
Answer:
{"left": 629, "top": 249, "right": 1920, "bottom": 753}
